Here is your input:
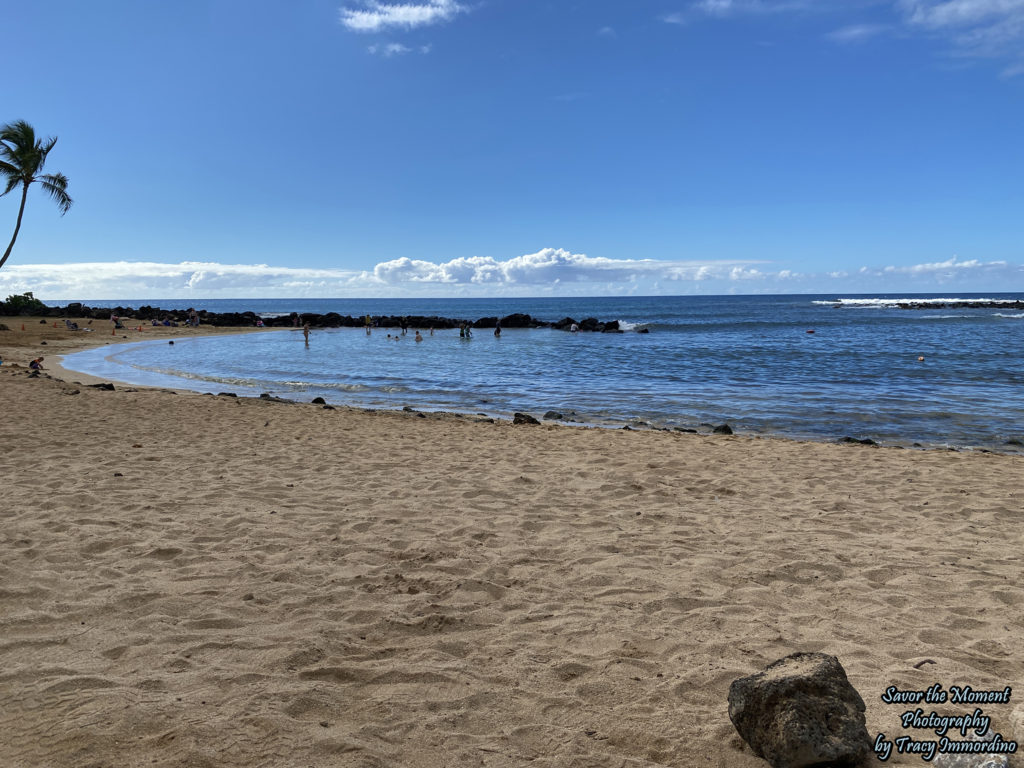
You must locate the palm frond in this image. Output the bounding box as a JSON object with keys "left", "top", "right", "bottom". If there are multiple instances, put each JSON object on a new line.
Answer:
{"left": 0, "top": 120, "right": 36, "bottom": 145}
{"left": 38, "top": 173, "right": 72, "bottom": 214}
{"left": 35, "top": 136, "right": 57, "bottom": 173}
{"left": 0, "top": 121, "right": 50, "bottom": 176}
{"left": 1, "top": 174, "right": 19, "bottom": 197}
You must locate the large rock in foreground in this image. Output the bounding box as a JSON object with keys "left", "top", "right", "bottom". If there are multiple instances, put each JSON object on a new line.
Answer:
{"left": 728, "top": 652, "right": 871, "bottom": 768}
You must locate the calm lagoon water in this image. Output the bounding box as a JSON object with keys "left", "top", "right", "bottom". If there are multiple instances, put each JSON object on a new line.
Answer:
{"left": 59, "top": 294, "right": 1024, "bottom": 450}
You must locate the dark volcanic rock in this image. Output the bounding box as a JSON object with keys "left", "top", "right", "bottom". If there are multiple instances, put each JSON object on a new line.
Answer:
{"left": 513, "top": 412, "right": 541, "bottom": 425}
{"left": 839, "top": 436, "right": 877, "bottom": 445}
{"left": 712, "top": 424, "right": 734, "bottom": 435}
{"left": 89, "top": 382, "right": 115, "bottom": 391}
{"left": 543, "top": 411, "right": 564, "bottom": 420}
{"left": 311, "top": 397, "right": 327, "bottom": 405}
{"left": 1, "top": 298, "right": 637, "bottom": 336}
{"left": 498, "top": 313, "right": 537, "bottom": 328}
{"left": 259, "top": 393, "right": 293, "bottom": 403}
{"left": 728, "top": 652, "right": 871, "bottom": 768}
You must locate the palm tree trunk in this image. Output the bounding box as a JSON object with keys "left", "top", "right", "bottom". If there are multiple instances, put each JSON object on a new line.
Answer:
{"left": 0, "top": 182, "right": 30, "bottom": 272}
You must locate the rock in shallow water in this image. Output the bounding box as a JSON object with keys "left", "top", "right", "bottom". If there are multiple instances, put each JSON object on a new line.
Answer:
{"left": 728, "top": 652, "right": 871, "bottom": 768}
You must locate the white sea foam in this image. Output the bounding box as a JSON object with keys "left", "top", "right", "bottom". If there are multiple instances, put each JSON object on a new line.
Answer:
{"left": 994, "top": 313, "right": 1024, "bottom": 319}
{"left": 617, "top": 320, "right": 647, "bottom": 331}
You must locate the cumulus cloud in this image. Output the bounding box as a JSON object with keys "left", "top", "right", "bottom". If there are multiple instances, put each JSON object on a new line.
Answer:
{"left": 340, "top": 0, "right": 466, "bottom": 33}
{"left": 2, "top": 251, "right": 1020, "bottom": 299}
{"left": 369, "top": 248, "right": 746, "bottom": 286}
{"left": 0, "top": 261, "right": 364, "bottom": 300}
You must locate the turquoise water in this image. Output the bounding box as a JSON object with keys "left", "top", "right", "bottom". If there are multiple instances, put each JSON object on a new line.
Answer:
{"left": 59, "top": 294, "right": 1024, "bottom": 449}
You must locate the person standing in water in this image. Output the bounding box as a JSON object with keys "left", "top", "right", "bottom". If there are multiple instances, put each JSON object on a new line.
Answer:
{"left": 302, "top": 322, "right": 310, "bottom": 345}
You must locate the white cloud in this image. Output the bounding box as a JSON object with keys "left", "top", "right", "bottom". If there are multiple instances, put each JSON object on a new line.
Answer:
{"left": 340, "top": 0, "right": 466, "bottom": 33}
{"left": 661, "top": 12, "right": 688, "bottom": 25}
{"left": 826, "top": 23, "right": 891, "bottom": 42}
{"left": 879, "top": 255, "right": 1008, "bottom": 274}
{"left": 696, "top": 0, "right": 741, "bottom": 15}
{"left": 368, "top": 42, "right": 418, "bottom": 56}
{"left": 899, "top": 0, "right": 1024, "bottom": 29}
{"left": 691, "top": 0, "right": 822, "bottom": 17}
{"left": 898, "top": 0, "right": 1024, "bottom": 68}
{"left": 695, "top": 0, "right": 1024, "bottom": 72}
{"left": 2, "top": 251, "right": 1021, "bottom": 300}
{"left": 370, "top": 248, "right": 753, "bottom": 286}
{"left": 852, "top": 256, "right": 1021, "bottom": 286}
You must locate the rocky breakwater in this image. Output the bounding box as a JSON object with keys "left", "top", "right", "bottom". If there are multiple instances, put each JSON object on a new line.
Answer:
{"left": 894, "top": 300, "right": 1024, "bottom": 310}
{"left": 4, "top": 300, "right": 634, "bottom": 333}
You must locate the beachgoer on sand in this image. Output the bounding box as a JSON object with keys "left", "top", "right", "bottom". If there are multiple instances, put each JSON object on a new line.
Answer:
{"left": 30, "top": 357, "right": 44, "bottom": 370}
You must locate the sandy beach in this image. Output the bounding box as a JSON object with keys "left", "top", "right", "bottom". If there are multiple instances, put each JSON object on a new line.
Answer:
{"left": 1, "top": 317, "right": 1022, "bottom": 767}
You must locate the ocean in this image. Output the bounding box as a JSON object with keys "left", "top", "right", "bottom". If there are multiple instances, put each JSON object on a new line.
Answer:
{"left": 57, "top": 294, "right": 1024, "bottom": 450}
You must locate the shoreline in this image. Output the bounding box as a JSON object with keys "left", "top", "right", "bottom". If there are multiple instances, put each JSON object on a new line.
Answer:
{"left": 2, "top": 318, "right": 1022, "bottom": 767}
{"left": 5, "top": 315, "right": 1020, "bottom": 455}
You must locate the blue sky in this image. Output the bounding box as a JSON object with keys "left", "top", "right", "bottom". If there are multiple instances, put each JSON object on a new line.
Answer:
{"left": 2, "top": 0, "right": 1022, "bottom": 299}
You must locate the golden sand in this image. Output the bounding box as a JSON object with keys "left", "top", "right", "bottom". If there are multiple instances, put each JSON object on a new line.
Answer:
{"left": 1, "top": 317, "right": 1021, "bottom": 766}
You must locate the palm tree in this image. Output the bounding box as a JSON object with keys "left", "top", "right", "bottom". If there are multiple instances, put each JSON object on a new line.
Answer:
{"left": 0, "top": 120, "right": 72, "bottom": 271}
